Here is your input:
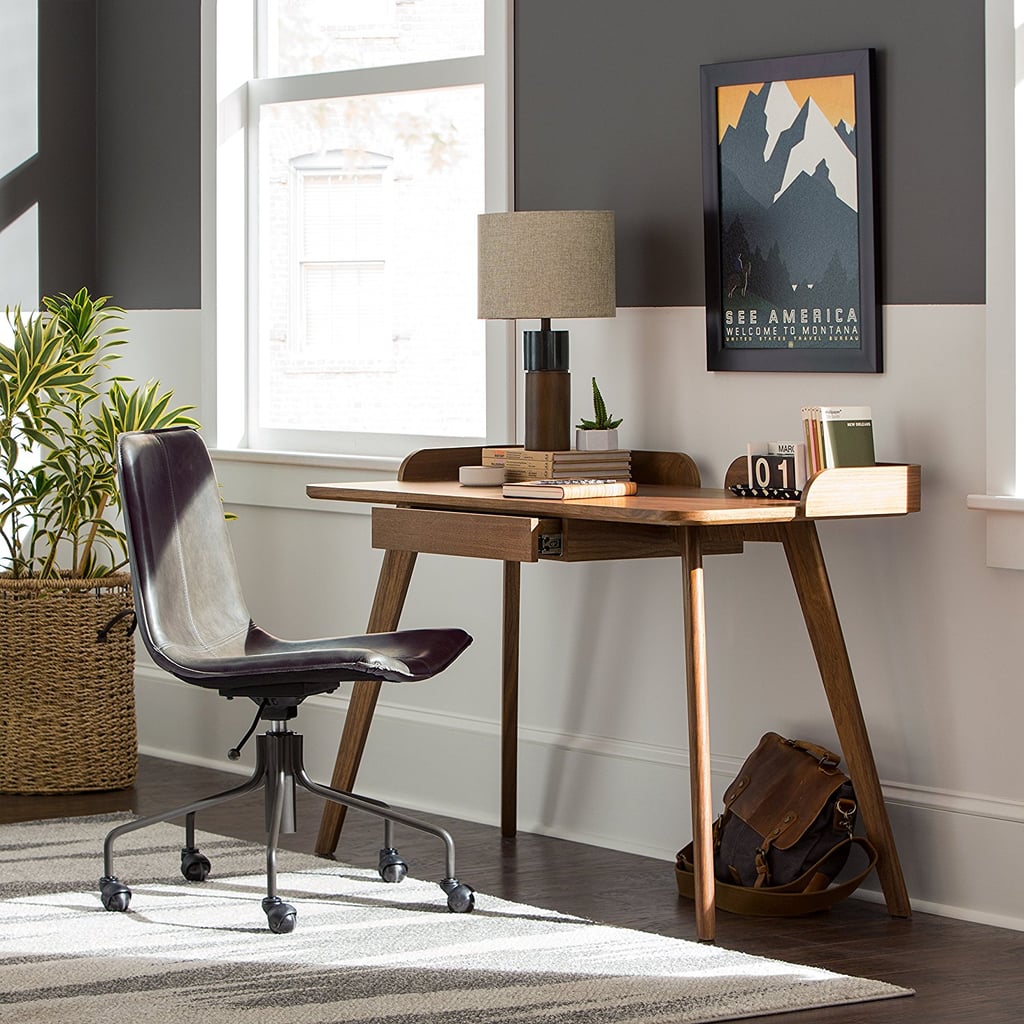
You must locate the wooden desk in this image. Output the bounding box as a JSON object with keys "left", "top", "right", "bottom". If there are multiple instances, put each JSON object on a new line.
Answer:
{"left": 308, "top": 447, "right": 919, "bottom": 941}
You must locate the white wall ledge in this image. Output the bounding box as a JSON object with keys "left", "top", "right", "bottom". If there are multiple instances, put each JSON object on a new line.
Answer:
{"left": 966, "top": 493, "right": 1024, "bottom": 512}
{"left": 210, "top": 447, "right": 401, "bottom": 473}
{"left": 967, "top": 494, "right": 1024, "bottom": 569}
{"left": 209, "top": 449, "right": 394, "bottom": 514}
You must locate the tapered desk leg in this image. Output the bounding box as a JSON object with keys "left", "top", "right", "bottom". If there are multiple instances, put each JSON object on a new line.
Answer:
{"left": 501, "top": 561, "right": 521, "bottom": 839}
{"left": 315, "top": 548, "right": 418, "bottom": 857}
{"left": 780, "top": 521, "right": 911, "bottom": 918}
{"left": 682, "top": 528, "right": 716, "bottom": 942}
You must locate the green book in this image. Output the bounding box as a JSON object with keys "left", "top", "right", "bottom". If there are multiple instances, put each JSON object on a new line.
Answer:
{"left": 819, "top": 406, "right": 875, "bottom": 467}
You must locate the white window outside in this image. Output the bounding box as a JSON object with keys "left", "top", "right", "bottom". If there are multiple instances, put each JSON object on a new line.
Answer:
{"left": 287, "top": 152, "right": 393, "bottom": 373}
{"left": 206, "top": 0, "right": 512, "bottom": 460}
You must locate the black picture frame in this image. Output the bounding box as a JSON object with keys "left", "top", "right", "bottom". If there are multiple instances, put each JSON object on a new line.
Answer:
{"left": 700, "top": 49, "right": 880, "bottom": 373}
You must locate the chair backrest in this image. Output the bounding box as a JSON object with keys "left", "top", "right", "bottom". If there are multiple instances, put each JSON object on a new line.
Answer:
{"left": 116, "top": 428, "right": 251, "bottom": 679}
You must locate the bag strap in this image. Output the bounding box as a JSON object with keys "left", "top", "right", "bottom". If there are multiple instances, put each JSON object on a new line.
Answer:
{"left": 784, "top": 736, "right": 842, "bottom": 772}
{"left": 675, "top": 836, "right": 878, "bottom": 917}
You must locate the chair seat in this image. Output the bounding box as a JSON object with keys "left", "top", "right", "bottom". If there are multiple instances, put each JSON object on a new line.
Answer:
{"left": 154, "top": 625, "right": 473, "bottom": 694}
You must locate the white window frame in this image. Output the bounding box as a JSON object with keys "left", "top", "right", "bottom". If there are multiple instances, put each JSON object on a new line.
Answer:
{"left": 200, "top": 0, "right": 514, "bottom": 466}
{"left": 967, "top": 0, "right": 1024, "bottom": 567}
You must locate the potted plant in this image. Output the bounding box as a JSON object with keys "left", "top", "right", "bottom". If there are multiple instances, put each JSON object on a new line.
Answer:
{"left": 575, "top": 376, "right": 623, "bottom": 451}
{"left": 1, "top": 288, "right": 199, "bottom": 793}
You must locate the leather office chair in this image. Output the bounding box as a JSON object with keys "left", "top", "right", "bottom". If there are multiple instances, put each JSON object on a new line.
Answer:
{"left": 99, "top": 427, "right": 475, "bottom": 932}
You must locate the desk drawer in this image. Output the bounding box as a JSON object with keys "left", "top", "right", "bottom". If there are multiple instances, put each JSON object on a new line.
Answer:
{"left": 372, "top": 507, "right": 558, "bottom": 562}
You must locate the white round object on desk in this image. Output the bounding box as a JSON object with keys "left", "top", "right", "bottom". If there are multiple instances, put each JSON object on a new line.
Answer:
{"left": 459, "top": 465, "right": 504, "bottom": 486}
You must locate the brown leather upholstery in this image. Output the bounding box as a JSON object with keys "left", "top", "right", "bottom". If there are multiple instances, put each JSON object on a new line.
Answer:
{"left": 116, "top": 428, "right": 472, "bottom": 701}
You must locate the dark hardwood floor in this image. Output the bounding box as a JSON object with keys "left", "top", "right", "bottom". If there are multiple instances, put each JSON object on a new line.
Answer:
{"left": 2, "top": 754, "right": 1021, "bottom": 1022}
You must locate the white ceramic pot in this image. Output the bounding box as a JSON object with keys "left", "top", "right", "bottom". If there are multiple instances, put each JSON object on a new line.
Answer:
{"left": 575, "top": 428, "right": 619, "bottom": 451}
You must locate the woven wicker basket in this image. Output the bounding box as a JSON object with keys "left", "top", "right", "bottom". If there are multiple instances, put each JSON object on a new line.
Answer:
{"left": 0, "top": 573, "right": 138, "bottom": 793}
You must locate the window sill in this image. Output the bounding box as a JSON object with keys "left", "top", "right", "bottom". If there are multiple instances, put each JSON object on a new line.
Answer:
{"left": 210, "top": 447, "right": 401, "bottom": 513}
{"left": 966, "top": 493, "right": 1024, "bottom": 512}
{"left": 211, "top": 447, "right": 402, "bottom": 473}
{"left": 967, "top": 493, "right": 1024, "bottom": 569}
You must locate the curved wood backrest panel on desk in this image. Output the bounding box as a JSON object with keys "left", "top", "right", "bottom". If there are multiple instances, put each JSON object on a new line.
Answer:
{"left": 399, "top": 447, "right": 702, "bottom": 488}
{"left": 631, "top": 450, "right": 701, "bottom": 486}
{"left": 398, "top": 446, "right": 484, "bottom": 482}
{"left": 723, "top": 456, "right": 921, "bottom": 519}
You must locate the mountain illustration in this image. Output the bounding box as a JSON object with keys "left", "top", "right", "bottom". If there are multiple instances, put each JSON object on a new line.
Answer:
{"left": 718, "top": 80, "right": 861, "bottom": 305}
{"left": 768, "top": 160, "right": 858, "bottom": 284}
{"left": 835, "top": 119, "right": 856, "bottom": 155}
{"left": 772, "top": 89, "right": 857, "bottom": 211}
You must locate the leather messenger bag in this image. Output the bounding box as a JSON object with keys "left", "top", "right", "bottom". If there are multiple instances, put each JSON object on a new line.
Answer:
{"left": 676, "top": 732, "right": 878, "bottom": 916}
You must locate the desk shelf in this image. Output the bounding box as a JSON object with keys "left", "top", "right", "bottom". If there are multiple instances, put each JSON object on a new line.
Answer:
{"left": 724, "top": 458, "right": 921, "bottom": 519}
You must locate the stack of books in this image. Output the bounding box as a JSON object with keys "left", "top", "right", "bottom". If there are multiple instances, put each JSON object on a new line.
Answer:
{"left": 801, "top": 406, "right": 875, "bottom": 472}
{"left": 482, "top": 446, "right": 632, "bottom": 482}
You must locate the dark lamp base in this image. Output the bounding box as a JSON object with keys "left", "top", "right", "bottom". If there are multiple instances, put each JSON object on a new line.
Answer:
{"left": 523, "top": 330, "right": 569, "bottom": 372}
{"left": 525, "top": 370, "right": 571, "bottom": 451}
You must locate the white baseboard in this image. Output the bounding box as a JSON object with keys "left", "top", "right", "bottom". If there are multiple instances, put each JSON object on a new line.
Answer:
{"left": 135, "top": 667, "right": 1024, "bottom": 932}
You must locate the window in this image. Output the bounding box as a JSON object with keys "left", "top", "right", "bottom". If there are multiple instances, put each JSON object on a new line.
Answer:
{"left": 0, "top": 0, "right": 38, "bottom": 309}
{"left": 206, "top": 0, "right": 512, "bottom": 459}
{"left": 966, "top": 0, "right": 1024, "bottom": 565}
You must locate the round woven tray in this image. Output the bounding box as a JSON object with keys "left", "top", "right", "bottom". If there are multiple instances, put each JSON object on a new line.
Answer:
{"left": 0, "top": 573, "right": 138, "bottom": 794}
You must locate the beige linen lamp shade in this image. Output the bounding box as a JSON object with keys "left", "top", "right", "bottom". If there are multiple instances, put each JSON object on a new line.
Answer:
{"left": 478, "top": 210, "right": 616, "bottom": 450}
{"left": 478, "top": 211, "right": 616, "bottom": 320}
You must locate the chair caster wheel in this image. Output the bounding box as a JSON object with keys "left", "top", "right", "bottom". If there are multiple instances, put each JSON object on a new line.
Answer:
{"left": 262, "top": 896, "right": 297, "bottom": 933}
{"left": 378, "top": 848, "right": 408, "bottom": 883}
{"left": 181, "top": 847, "right": 212, "bottom": 882}
{"left": 440, "top": 878, "right": 475, "bottom": 913}
{"left": 99, "top": 876, "right": 132, "bottom": 912}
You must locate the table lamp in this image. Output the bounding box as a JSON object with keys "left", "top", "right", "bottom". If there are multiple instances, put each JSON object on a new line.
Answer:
{"left": 478, "top": 210, "right": 616, "bottom": 451}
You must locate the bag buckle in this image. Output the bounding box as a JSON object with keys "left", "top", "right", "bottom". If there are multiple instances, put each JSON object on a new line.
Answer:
{"left": 754, "top": 846, "right": 772, "bottom": 887}
{"left": 817, "top": 752, "right": 840, "bottom": 773}
{"left": 835, "top": 798, "right": 857, "bottom": 834}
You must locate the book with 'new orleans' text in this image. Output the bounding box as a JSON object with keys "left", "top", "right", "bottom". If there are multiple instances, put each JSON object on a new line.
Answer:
{"left": 819, "top": 406, "right": 875, "bottom": 467}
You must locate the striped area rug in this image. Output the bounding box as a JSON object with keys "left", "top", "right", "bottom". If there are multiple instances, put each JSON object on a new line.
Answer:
{"left": 0, "top": 814, "right": 911, "bottom": 1023}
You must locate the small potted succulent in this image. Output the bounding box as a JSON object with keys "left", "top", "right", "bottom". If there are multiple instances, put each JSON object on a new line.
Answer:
{"left": 575, "top": 376, "right": 622, "bottom": 451}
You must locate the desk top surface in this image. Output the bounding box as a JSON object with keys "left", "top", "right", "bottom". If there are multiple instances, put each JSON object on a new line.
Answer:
{"left": 306, "top": 476, "right": 916, "bottom": 526}
{"left": 307, "top": 448, "right": 919, "bottom": 525}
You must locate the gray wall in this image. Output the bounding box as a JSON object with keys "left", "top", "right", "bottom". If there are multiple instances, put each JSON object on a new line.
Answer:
{"left": 0, "top": 0, "right": 97, "bottom": 301}
{"left": 0, "top": 0, "right": 200, "bottom": 308}
{"left": 11, "top": 0, "right": 985, "bottom": 311}
{"left": 39, "top": 0, "right": 98, "bottom": 298}
{"left": 515, "top": 0, "right": 986, "bottom": 307}
{"left": 97, "top": 0, "right": 201, "bottom": 308}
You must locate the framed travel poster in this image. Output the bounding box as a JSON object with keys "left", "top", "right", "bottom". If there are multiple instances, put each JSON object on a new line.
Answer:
{"left": 700, "top": 50, "right": 880, "bottom": 372}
